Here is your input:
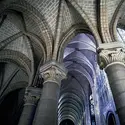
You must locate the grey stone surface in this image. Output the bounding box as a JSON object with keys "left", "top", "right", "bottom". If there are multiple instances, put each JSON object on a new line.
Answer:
{"left": 106, "top": 64, "right": 125, "bottom": 125}
{"left": 18, "top": 87, "right": 41, "bottom": 125}
{"left": 33, "top": 82, "right": 59, "bottom": 125}
{"left": 0, "top": 0, "right": 125, "bottom": 125}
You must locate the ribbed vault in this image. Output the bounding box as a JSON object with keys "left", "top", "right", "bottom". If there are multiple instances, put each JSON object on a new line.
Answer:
{"left": 0, "top": 0, "right": 124, "bottom": 125}
{"left": 58, "top": 33, "right": 97, "bottom": 125}
{"left": 0, "top": 62, "right": 28, "bottom": 101}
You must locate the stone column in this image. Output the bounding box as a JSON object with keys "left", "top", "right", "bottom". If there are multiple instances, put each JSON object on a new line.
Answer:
{"left": 33, "top": 61, "right": 66, "bottom": 125}
{"left": 18, "top": 87, "right": 41, "bottom": 125}
{"left": 100, "top": 48, "right": 125, "bottom": 125}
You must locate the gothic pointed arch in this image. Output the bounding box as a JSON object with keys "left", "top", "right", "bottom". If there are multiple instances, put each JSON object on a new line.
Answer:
{"left": 109, "top": 0, "right": 125, "bottom": 41}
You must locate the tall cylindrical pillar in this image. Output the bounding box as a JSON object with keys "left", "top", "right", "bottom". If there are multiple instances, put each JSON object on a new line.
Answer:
{"left": 33, "top": 61, "right": 66, "bottom": 125}
{"left": 100, "top": 48, "right": 125, "bottom": 125}
{"left": 105, "top": 63, "right": 125, "bottom": 125}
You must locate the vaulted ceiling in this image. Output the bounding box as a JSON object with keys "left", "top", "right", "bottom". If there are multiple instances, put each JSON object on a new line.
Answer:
{"left": 0, "top": 0, "right": 124, "bottom": 85}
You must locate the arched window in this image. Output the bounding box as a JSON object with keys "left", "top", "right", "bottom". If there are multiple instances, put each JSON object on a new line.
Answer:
{"left": 60, "top": 119, "right": 74, "bottom": 125}
{"left": 107, "top": 113, "right": 116, "bottom": 125}
{"left": 117, "top": 28, "right": 125, "bottom": 43}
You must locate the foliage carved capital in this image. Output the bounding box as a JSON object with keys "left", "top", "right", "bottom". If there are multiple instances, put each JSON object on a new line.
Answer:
{"left": 40, "top": 61, "right": 67, "bottom": 85}
{"left": 99, "top": 48, "right": 125, "bottom": 68}
{"left": 24, "top": 87, "right": 41, "bottom": 105}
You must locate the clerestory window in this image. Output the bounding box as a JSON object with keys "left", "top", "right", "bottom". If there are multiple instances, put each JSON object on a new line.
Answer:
{"left": 117, "top": 28, "right": 125, "bottom": 43}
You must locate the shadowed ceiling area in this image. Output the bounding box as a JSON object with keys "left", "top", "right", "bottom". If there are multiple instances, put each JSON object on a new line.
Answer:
{"left": 0, "top": 62, "right": 28, "bottom": 125}
{"left": 0, "top": 88, "right": 25, "bottom": 125}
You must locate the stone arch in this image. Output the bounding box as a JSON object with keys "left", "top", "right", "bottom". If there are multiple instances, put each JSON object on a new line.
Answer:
{"left": 0, "top": 8, "right": 47, "bottom": 59}
{"left": 106, "top": 111, "right": 116, "bottom": 125}
{"left": 0, "top": 9, "right": 34, "bottom": 79}
{"left": 66, "top": 0, "right": 101, "bottom": 44}
{"left": 61, "top": 31, "right": 97, "bottom": 89}
{"left": 24, "top": 32, "right": 46, "bottom": 63}
{"left": 58, "top": 71, "right": 86, "bottom": 125}
{"left": 109, "top": 0, "right": 125, "bottom": 42}
{"left": 0, "top": 7, "right": 48, "bottom": 81}
{"left": 0, "top": 50, "right": 31, "bottom": 78}
{"left": 0, "top": 61, "right": 28, "bottom": 101}
{"left": 59, "top": 68, "right": 93, "bottom": 125}
{"left": 59, "top": 31, "right": 97, "bottom": 124}
{"left": 0, "top": 81, "right": 27, "bottom": 104}
{"left": 0, "top": 0, "right": 53, "bottom": 61}
{"left": 0, "top": 9, "right": 26, "bottom": 31}
{"left": 57, "top": 24, "right": 98, "bottom": 62}
{"left": 68, "top": 67, "right": 94, "bottom": 89}
{"left": 0, "top": 61, "right": 28, "bottom": 124}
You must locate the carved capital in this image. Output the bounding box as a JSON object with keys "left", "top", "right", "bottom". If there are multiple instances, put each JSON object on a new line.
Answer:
{"left": 99, "top": 48, "right": 125, "bottom": 68}
{"left": 40, "top": 61, "right": 67, "bottom": 85}
{"left": 24, "top": 87, "right": 41, "bottom": 105}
